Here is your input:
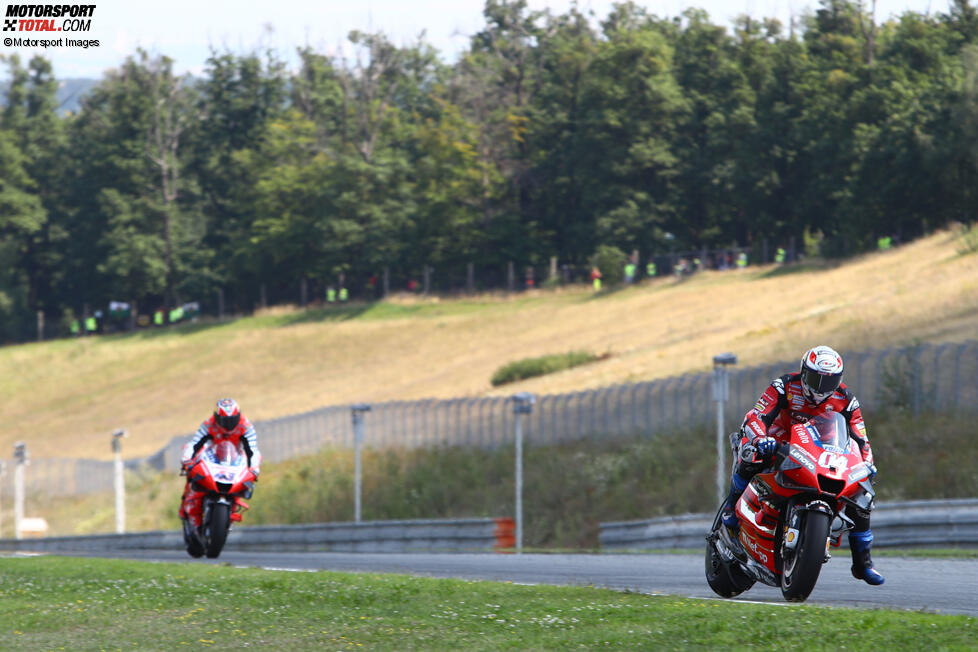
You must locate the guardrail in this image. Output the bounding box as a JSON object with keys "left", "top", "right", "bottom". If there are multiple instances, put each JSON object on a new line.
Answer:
{"left": 0, "top": 517, "right": 516, "bottom": 554}
{"left": 599, "top": 499, "right": 978, "bottom": 549}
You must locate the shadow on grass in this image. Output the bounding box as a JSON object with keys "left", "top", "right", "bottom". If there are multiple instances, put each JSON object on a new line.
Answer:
{"left": 271, "top": 303, "right": 373, "bottom": 326}
{"left": 92, "top": 303, "right": 375, "bottom": 343}
{"left": 758, "top": 260, "right": 843, "bottom": 279}
{"left": 581, "top": 284, "right": 632, "bottom": 301}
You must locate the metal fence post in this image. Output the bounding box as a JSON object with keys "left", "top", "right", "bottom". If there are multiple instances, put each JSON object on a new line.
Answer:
{"left": 712, "top": 354, "right": 737, "bottom": 506}
{"left": 0, "top": 460, "right": 5, "bottom": 538}
{"left": 112, "top": 429, "right": 127, "bottom": 534}
{"left": 13, "top": 442, "right": 27, "bottom": 540}
{"left": 351, "top": 404, "right": 372, "bottom": 523}
{"left": 912, "top": 347, "right": 921, "bottom": 417}
{"left": 511, "top": 392, "right": 536, "bottom": 552}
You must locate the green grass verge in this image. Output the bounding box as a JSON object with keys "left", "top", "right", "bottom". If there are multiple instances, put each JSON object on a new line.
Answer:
{"left": 0, "top": 556, "right": 974, "bottom": 651}
{"left": 490, "top": 351, "right": 604, "bottom": 386}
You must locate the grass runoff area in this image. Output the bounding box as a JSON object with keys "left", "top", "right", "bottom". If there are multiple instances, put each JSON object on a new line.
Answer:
{"left": 0, "top": 557, "right": 974, "bottom": 651}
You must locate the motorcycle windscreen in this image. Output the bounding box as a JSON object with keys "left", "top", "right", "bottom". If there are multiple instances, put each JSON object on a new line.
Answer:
{"left": 207, "top": 440, "right": 246, "bottom": 467}
{"left": 804, "top": 411, "right": 850, "bottom": 452}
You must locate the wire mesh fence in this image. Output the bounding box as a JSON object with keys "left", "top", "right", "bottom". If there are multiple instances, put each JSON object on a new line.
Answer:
{"left": 3, "top": 340, "right": 977, "bottom": 498}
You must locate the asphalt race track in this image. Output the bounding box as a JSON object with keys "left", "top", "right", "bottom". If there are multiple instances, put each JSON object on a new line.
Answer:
{"left": 53, "top": 550, "right": 978, "bottom": 616}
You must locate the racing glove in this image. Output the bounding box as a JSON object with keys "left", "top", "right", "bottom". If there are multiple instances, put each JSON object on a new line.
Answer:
{"left": 752, "top": 436, "right": 778, "bottom": 457}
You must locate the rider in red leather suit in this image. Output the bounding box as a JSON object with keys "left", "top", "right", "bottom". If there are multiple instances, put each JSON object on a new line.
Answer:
{"left": 178, "top": 398, "right": 262, "bottom": 529}
{"left": 721, "top": 345, "right": 884, "bottom": 585}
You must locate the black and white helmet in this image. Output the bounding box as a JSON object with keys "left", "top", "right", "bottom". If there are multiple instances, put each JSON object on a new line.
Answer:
{"left": 800, "top": 345, "right": 844, "bottom": 405}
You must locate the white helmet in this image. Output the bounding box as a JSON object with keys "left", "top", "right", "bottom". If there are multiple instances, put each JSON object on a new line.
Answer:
{"left": 800, "top": 345, "right": 844, "bottom": 405}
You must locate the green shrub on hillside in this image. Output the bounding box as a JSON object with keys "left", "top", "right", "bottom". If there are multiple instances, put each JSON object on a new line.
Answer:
{"left": 491, "top": 351, "right": 602, "bottom": 386}
{"left": 589, "top": 245, "right": 628, "bottom": 286}
{"left": 955, "top": 222, "right": 978, "bottom": 255}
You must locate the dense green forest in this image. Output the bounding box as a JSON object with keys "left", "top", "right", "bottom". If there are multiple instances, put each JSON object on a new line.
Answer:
{"left": 1, "top": 0, "right": 978, "bottom": 341}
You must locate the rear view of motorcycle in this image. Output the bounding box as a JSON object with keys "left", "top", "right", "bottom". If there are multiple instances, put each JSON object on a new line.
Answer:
{"left": 705, "top": 412, "right": 875, "bottom": 602}
{"left": 181, "top": 440, "right": 257, "bottom": 559}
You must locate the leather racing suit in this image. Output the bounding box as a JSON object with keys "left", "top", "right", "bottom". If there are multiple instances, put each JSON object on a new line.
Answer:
{"left": 178, "top": 414, "right": 262, "bottom": 528}
{"left": 724, "top": 371, "right": 883, "bottom": 584}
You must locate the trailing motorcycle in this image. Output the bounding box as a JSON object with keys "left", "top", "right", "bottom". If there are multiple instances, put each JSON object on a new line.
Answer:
{"left": 705, "top": 411, "right": 875, "bottom": 602}
{"left": 181, "top": 439, "right": 256, "bottom": 559}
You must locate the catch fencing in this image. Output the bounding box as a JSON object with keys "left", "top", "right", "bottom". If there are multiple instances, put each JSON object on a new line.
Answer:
{"left": 3, "top": 340, "right": 977, "bottom": 498}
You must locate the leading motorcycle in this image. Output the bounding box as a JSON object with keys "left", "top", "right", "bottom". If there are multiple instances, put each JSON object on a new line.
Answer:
{"left": 705, "top": 411, "right": 875, "bottom": 602}
{"left": 181, "top": 439, "right": 257, "bottom": 559}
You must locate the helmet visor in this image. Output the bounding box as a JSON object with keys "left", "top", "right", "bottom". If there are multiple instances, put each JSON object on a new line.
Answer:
{"left": 216, "top": 413, "right": 240, "bottom": 431}
{"left": 801, "top": 367, "right": 842, "bottom": 396}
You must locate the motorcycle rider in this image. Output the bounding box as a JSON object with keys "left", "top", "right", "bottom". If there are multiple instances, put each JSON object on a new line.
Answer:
{"left": 720, "top": 345, "right": 884, "bottom": 585}
{"left": 178, "top": 398, "right": 262, "bottom": 529}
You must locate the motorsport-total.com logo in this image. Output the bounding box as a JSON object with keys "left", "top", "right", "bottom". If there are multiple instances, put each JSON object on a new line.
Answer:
{"left": 3, "top": 3, "right": 95, "bottom": 32}
{"left": 3, "top": 3, "right": 99, "bottom": 49}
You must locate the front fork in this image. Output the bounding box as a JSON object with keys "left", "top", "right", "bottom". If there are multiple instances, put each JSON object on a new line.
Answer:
{"left": 782, "top": 499, "right": 839, "bottom": 563}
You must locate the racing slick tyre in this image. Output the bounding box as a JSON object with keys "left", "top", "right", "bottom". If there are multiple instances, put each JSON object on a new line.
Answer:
{"left": 204, "top": 502, "right": 231, "bottom": 559}
{"left": 705, "top": 536, "right": 755, "bottom": 597}
{"left": 781, "top": 510, "right": 831, "bottom": 602}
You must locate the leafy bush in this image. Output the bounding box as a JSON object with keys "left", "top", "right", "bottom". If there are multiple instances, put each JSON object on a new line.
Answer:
{"left": 588, "top": 245, "right": 628, "bottom": 287}
{"left": 490, "top": 351, "right": 601, "bottom": 386}
{"left": 955, "top": 222, "right": 978, "bottom": 255}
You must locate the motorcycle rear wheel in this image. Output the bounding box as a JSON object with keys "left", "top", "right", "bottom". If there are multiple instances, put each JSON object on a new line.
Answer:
{"left": 183, "top": 519, "right": 204, "bottom": 558}
{"left": 205, "top": 502, "right": 231, "bottom": 559}
{"left": 780, "top": 511, "right": 830, "bottom": 602}
{"left": 705, "top": 535, "right": 755, "bottom": 597}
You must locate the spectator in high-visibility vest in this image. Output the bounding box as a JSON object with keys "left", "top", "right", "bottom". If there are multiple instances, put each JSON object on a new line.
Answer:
{"left": 624, "top": 261, "right": 636, "bottom": 284}
{"left": 85, "top": 315, "right": 97, "bottom": 333}
{"left": 736, "top": 252, "right": 747, "bottom": 269}
{"left": 154, "top": 310, "right": 164, "bottom": 326}
{"left": 775, "top": 247, "right": 786, "bottom": 264}
{"left": 339, "top": 287, "right": 349, "bottom": 301}
{"left": 326, "top": 287, "right": 336, "bottom": 303}
{"left": 877, "top": 236, "right": 892, "bottom": 251}
{"left": 70, "top": 319, "right": 80, "bottom": 336}
{"left": 646, "top": 261, "right": 656, "bottom": 278}
{"left": 590, "top": 266, "right": 602, "bottom": 291}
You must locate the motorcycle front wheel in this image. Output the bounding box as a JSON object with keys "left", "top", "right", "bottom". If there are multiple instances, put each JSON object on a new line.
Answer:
{"left": 205, "top": 502, "right": 231, "bottom": 559}
{"left": 780, "top": 510, "right": 830, "bottom": 602}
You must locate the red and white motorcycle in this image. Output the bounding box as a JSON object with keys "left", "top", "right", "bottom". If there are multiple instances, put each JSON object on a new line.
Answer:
{"left": 181, "top": 440, "right": 257, "bottom": 559}
{"left": 705, "top": 411, "right": 876, "bottom": 601}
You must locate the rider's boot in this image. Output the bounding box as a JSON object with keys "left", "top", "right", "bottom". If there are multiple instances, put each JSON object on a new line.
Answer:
{"left": 849, "top": 530, "right": 885, "bottom": 585}
{"left": 721, "top": 473, "right": 748, "bottom": 534}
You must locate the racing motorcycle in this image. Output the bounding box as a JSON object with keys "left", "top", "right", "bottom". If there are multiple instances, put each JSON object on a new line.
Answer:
{"left": 181, "top": 439, "right": 257, "bottom": 559}
{"left": 705, "top": 411, "right": 875, "bottom": 602}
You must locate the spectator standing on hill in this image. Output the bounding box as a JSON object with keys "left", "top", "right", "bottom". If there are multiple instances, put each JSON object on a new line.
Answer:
{"left": 624, "top": 260, "right": 636, "bottom": 284}
{"left": 590, "top": 266, "right": 602, "bottom": 291}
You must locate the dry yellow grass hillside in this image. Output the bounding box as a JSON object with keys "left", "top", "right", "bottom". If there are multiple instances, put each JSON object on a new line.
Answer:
{"left": 2, "top": 229, "right": 977, "bottom": 461}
